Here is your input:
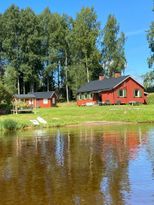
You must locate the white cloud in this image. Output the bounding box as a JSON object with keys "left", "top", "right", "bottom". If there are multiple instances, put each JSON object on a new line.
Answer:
{"left": 126, "top": 29, "right": 146, "bottom": 37}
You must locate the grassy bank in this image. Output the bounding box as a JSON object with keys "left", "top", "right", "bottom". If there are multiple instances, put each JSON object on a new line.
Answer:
{"left": 0, "top": 102, "right": 154, "bottom": 130}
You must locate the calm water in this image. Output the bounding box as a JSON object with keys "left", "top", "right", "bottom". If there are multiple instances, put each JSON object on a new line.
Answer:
{"left": 0, "top": 125, "right": 154, "bottom": 205}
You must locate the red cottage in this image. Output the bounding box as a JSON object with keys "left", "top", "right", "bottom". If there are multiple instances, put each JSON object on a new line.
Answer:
{"left": 14, "top": 91, "right": 57, "bottom": 108}
{"left": 77, "top": 74, "right": 147, "bottom": 106}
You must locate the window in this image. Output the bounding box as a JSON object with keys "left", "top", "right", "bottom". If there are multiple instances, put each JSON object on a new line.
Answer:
{"left": 118, "top": 89, "right": 126, "bottom": 97}
{"left": 43, "top": 99, "right": 48, "bottom": 104}
{"left": 87, "top": 93, "right": 92, "bottom": 99}
{"left": 77, "top": 95, "right": 81, "bottom": 100}
{"left": 52, "top": 97, "right": 55, "bottom": 104}
{"left": 134, "top": 89, "right": 142, "bottom": 97}
{"left": 84, "top": 93, "right": 88, "bottom": 99}
{"left": 29, "top": 100, "right": 33, "bottom": 105}
{"left": 81, "top": 94, "right": 85, "bottom": 99}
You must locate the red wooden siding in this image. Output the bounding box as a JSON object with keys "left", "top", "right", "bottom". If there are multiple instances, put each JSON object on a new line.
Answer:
{"left": 24, "top": 94, "right": 57, "bottom": 108}
{"left": 77, "top": 77, "right": 147, "bottom": 105}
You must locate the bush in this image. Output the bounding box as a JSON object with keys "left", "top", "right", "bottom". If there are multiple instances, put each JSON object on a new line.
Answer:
{"left": 0, "top": 103, "right": 12, "bottom": 114}
{"left": 3, "top": 119, "right": 17, "bottom": 130}
{"left": 147, "top": 93, "right": 154, "bottom": 104}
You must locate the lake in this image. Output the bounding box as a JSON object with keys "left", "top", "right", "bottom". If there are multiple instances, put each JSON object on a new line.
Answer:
{"left": 0, "top": 124, "right": 154, "bottom": 205}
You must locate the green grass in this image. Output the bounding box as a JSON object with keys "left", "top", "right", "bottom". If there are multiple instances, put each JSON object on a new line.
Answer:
{"left": 0, "top": 101, "right": 154, "bottom": 130}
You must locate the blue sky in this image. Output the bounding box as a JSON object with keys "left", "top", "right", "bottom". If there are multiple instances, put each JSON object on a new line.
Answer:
{"left": 0, "top": 0, "right": 153, "bottom": 82}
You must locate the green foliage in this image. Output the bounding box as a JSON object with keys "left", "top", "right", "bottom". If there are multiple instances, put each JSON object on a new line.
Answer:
{"left": 147, "top": 93, "right": 154, "bottom": 104}
{"left": 144, "top": 4, "right": 153, "bottom": 91}
{"left": 147, "top": 21, "right": 154, "bottom": 69}
{"left": 101, "top": 15, "right": 126, "bottom": 77}
{"left": 3, "top": 119, "right": 17, "bottom": 130}
{"left": 13, "top": 101, "right": 29, "bottom": 109}
{"left": 0, "top": 5, "right": 127, "bottom": 100}
{"left": 143, "top": 71, "right": 154, "bottom": 89}
{"left": 0, "top": 81, "right": 12, "bottom": 104}
{"left": 3, "top": 65, "right": 17, "bottom": 94}
{"left": 70, "top": 7, "right": 101, "bottom": 82}
{"left": 68, "top": 64, "right": 87, "bottom": 97}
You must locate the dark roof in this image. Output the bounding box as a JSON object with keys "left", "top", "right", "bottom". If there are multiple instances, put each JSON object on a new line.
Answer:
{"left": 14, "top": 91, "right": 55, "bottom": 99}
{"left": 78, "top": 76, "right": 130, "bottom": 93}
{"left": 30, "top": 91, "right": 55, "bottom": 99}
{"left": 14, "top": 94, "right": 35, "bottom": 99}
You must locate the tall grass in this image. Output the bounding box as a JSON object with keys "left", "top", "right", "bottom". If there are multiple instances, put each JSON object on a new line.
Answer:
{"left": 3, "top": 119, "right": 17, "bottom": 131}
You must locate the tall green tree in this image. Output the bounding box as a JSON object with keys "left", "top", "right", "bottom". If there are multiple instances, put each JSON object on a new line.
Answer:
{"left": 2, "top": 5, "right": 21, "bottom": 94}
{"left": 147, "top": 10, "right": 154, "bottom": 69}
{"left": 19, "top": 8, "right": 43, "bottom": 93}
{"left": 39, "top": 8, "right": 55, "bottom": 91}
{"left": 57, "top": 14, "right": 73, "bottom": 102}
{"left": 3, "top": 65, "right": 17, "bottom": 94}
{"left": 0, "top": 14, "right": 5, "bottom": 77}
{"left": 143, "top": 2, "right": 154, "bottom": 91}
{"left": 101, "top": 15, "right": 126, "bottom": 77}
{"left": 68, "top": 64, "right": 87, "bottom": 97}
{"left": 71, "top": 7, "right": 101, "bottom": 83}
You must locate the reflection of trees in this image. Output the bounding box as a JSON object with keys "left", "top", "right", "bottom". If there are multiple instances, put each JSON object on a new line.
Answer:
{"left": 0, "top": 126, "right": 148, "bottom": 205}
{"left": 100, "top": 127, "right": 147, "bottom": 205}
{"left": 145, "top": 128, "right": 154, "bottom": 178}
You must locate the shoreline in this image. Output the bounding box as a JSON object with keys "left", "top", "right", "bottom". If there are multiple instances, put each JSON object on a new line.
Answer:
{"left": 24, "top": 120, "right": 154, "bottom": 130}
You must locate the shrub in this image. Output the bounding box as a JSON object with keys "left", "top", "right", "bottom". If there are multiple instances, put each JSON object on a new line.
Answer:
{"left": 3, "top": 119, "right": 17, "bottom": 130}
{"left": 0, "top": 103, "right": 12, "bottom": 114}
{"left": 147, "top": 93, "right": 154, "bottom": 104}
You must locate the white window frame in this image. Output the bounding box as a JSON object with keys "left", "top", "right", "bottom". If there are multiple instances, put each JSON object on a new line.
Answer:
{"left": 119, "top": 89, "right": 126, "bottom": 97}
{"left": 28, "top": 100, "right": 33, "bottom": 105}
{"left": 134, "top": 89, "right": 141, "bottom": 97}
{"left": 52, "top": 97, "right": 55, "bottom": 104}
{"left": 43, "top": 98, "right": 48, "bottom": 104}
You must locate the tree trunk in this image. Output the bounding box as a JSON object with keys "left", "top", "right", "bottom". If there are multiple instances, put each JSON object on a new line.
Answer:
{"left": 30, "top": 81, "right": 34, "bottom": 93}
{"left": 23, "top": 81, "right": 26, "bottom": 94}
{"left": 47, "top": 76, "right": 49, "bottom": 91}
{"left": 17, "top": 76, "right": 20, "bottom": 95}
{"left": 85, "top": 54, "right": 89, "bottom": 82}
{"left": 65, "top": 54, "right": 69, "bottom": 103}
{"left": 58, "top": 61, "right": 60, "bottom": 91}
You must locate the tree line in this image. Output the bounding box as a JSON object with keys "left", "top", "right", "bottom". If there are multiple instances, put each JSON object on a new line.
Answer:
{"left": 144, "top": 2, "right": 154, "bottom": 91}
{"left": 0, "top": 5, "right": 126, "bottom": 104}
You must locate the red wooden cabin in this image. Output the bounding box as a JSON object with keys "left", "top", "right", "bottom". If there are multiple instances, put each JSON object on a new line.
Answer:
{"left": 77, "top": 73, "right": 147, "bottom": 106}
{"left": 14, "top": 91, "right": 57, "bottom": 108}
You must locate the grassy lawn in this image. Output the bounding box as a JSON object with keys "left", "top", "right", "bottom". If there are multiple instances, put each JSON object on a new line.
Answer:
{"left": 0, "top": 102, "right": 154, "bottom": 129}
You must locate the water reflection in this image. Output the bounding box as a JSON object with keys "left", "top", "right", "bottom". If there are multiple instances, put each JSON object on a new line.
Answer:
{"left": 0, "top": 125, "right": 153, "bottom": 205}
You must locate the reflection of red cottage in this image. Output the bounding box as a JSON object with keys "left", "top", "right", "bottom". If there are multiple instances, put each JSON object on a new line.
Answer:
{"left": 14, "top": 91, "right": 57, "bottom": 108}
{"left": 77, "top": 73, "right": 147, "bottom": 106}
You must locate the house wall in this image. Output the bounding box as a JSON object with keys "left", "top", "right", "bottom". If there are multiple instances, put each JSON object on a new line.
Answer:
{"left": 77, "top": 77, "right": 147, "bottom": 106}
{"left": 77, "top": 98, "right": 97, "bottom": 106}
{"left": 23, "top": 94, "right": 57, "bottom": 108}
{"left": 76, "top": 94, "right": 99, "bottom": 106}
{"left": 100, "top": 77, "right": 147, "bottom": 104}
{"left": 35, "top": 95, "right": 57, "bottom": 108}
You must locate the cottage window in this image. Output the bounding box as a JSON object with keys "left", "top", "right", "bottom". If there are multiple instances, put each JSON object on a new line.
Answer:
{"left": 43, "top": 99, "right": 48, "bottom": 104}
{"left": 81, "top": 94, "right": 85, "bottom": 99}
{"left": 85, "top": 93, "right": 88, "bottom": 99}
{"left": 87, "top": 93, "right": 92, "bottom": 99}
{"left": 77, "top": 95, "right": 80, "bottom": 100}
{"left": 134, "top": 89, "right": 142, "bottom": 97}
{"left": 52, "top": 97, "right": 55, "bottom": 104}
{"left": 118, "top": 89, "right": 126, "bottom": 97}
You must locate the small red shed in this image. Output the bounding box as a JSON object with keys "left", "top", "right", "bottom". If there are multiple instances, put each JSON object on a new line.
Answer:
{"left": 14, "top": 91, "right": 57, "bottom": 108}
{"left": 77, "top": 74, "right": 147, "bottom": 106}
